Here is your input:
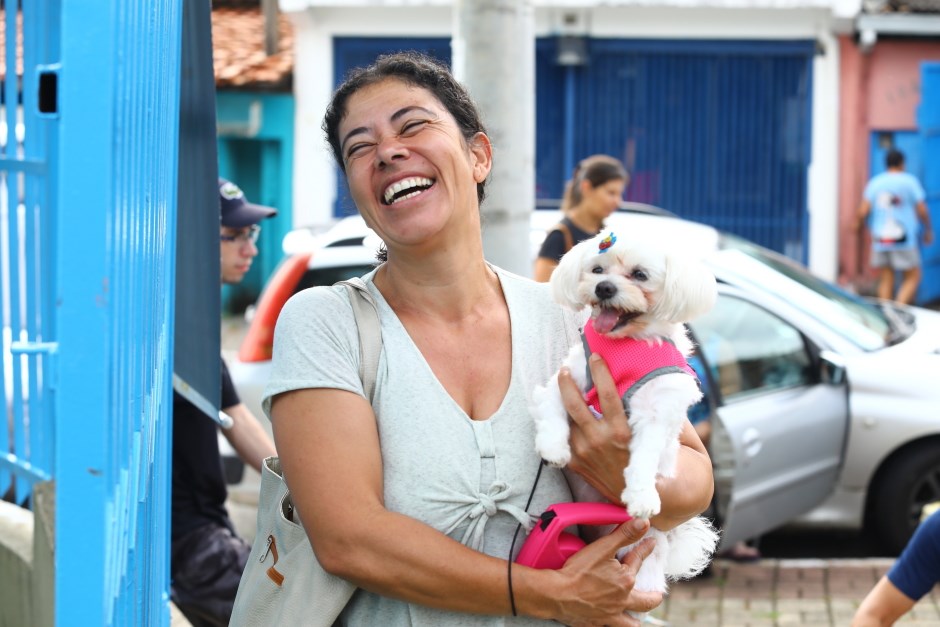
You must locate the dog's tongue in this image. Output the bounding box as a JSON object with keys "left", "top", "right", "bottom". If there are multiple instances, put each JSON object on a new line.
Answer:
{"left": 593, "top": 308, "right": 621, "bottom": 334}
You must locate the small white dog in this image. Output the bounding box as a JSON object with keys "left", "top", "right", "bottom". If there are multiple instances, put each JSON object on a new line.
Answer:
{"left": 531, "top": 230, "right": 720, "bottom": 594}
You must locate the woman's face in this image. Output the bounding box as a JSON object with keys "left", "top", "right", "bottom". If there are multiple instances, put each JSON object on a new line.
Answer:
{"left": 337, "top": 78, "right": 491, "bottom": 254}
{"left": 581, "top": 178, "right": 626, "bottom": 220}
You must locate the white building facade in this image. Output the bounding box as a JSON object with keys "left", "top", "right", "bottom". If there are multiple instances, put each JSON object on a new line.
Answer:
{"left": 281, "top": 0, "right": 861, "bottom": 279}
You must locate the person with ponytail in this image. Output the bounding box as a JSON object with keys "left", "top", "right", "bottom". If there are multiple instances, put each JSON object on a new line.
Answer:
{"left": 533, "top": 155, "right": 628, "bottom": 282}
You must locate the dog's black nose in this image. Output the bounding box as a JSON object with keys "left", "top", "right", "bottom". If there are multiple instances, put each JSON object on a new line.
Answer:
{"left": 595, "top": 281, "right": 617, "bottom": 300}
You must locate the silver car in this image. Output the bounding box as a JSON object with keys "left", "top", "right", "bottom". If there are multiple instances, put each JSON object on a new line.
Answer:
{"left": 229, "top": 209, "right": 940, "bottom": 555}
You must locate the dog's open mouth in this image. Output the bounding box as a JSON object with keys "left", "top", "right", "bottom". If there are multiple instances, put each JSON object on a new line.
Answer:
{"left": 593, "top": 307, "right": 641, "bottom": 334}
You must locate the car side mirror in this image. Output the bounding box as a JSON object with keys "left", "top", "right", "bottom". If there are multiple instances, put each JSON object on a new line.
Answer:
{"left": 819, "top": 350, "right": 847, "bottom": 386}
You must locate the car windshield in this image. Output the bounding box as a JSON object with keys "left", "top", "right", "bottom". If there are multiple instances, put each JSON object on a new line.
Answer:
{"left": 715, "top": 235, "right": 900, "bottom": 351}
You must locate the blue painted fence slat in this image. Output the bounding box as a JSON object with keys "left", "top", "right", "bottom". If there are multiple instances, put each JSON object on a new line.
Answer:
{"left": 4, "top": 0, "right": 28, "bottom": 504}
{"left": 52, "top": 1, "right": 182, "bottom": 625}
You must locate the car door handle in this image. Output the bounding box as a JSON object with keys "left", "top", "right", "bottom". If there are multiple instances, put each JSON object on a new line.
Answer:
{"left": 742, "top": 428, "right": 763, "bottom": 460}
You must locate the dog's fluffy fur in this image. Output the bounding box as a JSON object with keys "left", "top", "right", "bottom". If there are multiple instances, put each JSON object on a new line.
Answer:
{"left": 531, "top": 230, "right": 720, "bottom": 594}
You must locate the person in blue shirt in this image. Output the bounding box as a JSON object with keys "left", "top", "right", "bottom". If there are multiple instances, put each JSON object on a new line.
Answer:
{"left": 853, "top": 149, "right": 933, "bottom": 305}
{"left": 852, "top": 507, "right": 940, "bottom": 626}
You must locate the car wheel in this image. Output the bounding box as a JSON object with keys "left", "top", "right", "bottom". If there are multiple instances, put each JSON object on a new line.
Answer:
{"left": 866, "top": 441, "right": 940, "bottom": 555}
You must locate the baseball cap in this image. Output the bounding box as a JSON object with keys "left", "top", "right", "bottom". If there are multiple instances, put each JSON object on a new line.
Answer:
{"left": 219, "top": 178, "right": 277, "bottom": 227}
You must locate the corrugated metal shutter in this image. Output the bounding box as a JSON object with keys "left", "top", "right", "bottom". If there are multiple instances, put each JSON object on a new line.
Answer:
{"left": 537, "top": 38, "right": 815, "bottom": 262}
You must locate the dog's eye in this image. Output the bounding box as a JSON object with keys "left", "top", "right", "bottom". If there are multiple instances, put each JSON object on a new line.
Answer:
{"left": 591, "top": 266, "right": 604, "bottom": 274}
{"left": 632, "top": 269, "right": 649, "bottom": 281}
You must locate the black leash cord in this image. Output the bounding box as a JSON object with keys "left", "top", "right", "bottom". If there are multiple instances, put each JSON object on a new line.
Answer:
{"left": 507, "top": 460, "right": 547, "bottom": 616}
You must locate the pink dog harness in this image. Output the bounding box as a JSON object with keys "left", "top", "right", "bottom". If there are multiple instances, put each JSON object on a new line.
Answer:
{"left": 581, "top": 320, "right": 696, "bottom": 413}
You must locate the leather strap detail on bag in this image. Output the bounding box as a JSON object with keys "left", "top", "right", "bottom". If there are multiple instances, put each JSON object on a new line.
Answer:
{"left": 554, "top": 222, "right": 574, "bottom": 255}
{"left": 261, "top": 535, "right": 285, "bottom": 586}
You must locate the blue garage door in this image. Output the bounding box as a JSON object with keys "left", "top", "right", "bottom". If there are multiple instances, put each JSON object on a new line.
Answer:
{"left": 537, "top": 38, "right": 815, "bottom": 262}
{"left": 332, "top": 37, "right": 815, "bottom": 262}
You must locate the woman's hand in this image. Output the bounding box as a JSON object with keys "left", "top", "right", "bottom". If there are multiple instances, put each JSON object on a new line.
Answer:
{"left": 559, "top": 353, "right": 633, "bottom": 503}
{"left": 546, "top": 518, "right": 662, "bottom": 626}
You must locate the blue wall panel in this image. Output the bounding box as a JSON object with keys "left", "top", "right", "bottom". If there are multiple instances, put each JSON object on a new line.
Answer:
{"left": 917, "top": 62, "right": 940, "bottom": 305}
{"left": 217, "top": 91, "right": 295, "bottom": 311}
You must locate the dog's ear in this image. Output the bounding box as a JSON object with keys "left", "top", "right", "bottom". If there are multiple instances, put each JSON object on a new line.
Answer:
{"left": 550, "top": 237, "right": 594, "bottom": 310}
{"left": 652, "top": 250, "right": 717, "bottom": 323}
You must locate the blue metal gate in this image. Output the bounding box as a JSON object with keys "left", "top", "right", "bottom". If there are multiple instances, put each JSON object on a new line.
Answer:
{"left": 2, "top": 1, "right": 183, "bottom": 625}
{"left": 918, "top": 62, "right": 940, "bottom": 305}
{"left": 0, "top": 0, "right": 58, "bottom": 510}
{"left": 55, "top": 2, "right": 182, "bottom": 624}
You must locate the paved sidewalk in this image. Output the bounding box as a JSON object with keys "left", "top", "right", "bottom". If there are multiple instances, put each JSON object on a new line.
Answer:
{"left": 648, "top": 557, "right": 940, "bottom": 626}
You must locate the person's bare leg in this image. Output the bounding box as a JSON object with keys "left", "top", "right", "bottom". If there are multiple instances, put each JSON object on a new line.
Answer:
{"left": 895, "top": 266, "right": 922, "bottom": 305}
{"left": 877, "top": 267, "right": 895, "bottom": 301}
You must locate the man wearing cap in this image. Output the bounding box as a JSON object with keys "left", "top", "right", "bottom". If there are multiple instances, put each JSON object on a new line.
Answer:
{"left": 170, "top": 178, "right": 278, "bottom": 627}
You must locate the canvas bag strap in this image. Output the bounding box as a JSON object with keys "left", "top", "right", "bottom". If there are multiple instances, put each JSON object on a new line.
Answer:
{"left": 336, "top": 277, "right": 382, "bottom": 402}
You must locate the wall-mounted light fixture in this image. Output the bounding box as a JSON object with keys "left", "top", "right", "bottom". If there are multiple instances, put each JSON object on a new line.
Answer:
{"left": 556, "top": 35, "right": 588, "bottom": 66}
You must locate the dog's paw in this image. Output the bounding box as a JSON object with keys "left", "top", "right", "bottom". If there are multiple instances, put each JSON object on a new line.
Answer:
{"left": 534, "top": 437, "right": 571, "bottom": 468}
{"left": 622, "top": 485, "right": 662, "bottom": 519}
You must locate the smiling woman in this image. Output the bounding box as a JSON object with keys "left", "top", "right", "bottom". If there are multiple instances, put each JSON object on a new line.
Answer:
{"left": 326, "top": 78, "right": 492, "bottom": 264}
{"left": 233, "top": 52, "right": 715, "bottom": 627}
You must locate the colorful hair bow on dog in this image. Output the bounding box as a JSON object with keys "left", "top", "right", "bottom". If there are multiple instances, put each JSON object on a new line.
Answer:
{"left": 598, "top": 232, "right": 617, "bottom": 253}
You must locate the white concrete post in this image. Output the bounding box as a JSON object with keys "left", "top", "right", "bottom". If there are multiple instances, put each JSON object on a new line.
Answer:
{"left": 453, "top": 0, "right": 535, "bottom": 276}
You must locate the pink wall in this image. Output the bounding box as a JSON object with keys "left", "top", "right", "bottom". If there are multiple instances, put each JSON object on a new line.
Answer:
{"left": 867, "top": 43, "right": 940, "bottom": 130}
{"left": 837, "top": 36, "right": 940, "bottom": 290}
{"left": 838, "top": 36, "right": 867, "bottom": 288}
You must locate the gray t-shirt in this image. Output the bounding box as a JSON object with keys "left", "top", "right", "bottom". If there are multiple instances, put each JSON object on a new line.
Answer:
{"left": 263, "top": 266, "right": 582, "bottom": 626}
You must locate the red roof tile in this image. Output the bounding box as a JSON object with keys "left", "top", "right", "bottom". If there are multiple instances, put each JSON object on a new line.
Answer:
{"left": 212, "top": 7, "right": 294, "bottom": 90}
{"left": 0, "top": 8, "right": 294, "bottom": 89}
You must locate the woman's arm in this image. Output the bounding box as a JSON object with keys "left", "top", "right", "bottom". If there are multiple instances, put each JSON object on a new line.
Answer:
{"left": 533, "top": 257, "right": 559, "bottom": 283}
{"left": 851, "top": 577, "right": 915, "bottom": 627}
{"left": 271, "top": 386, "right": 662, "bottom": 625}
{"left": 916, "top": 200, "right": 934, "bottom": 245}
{"left": 220, "top": 402, "right": 276, "bottom": 474}
{"left": 560, "top": 353, "right": 714, "bottom": 530}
